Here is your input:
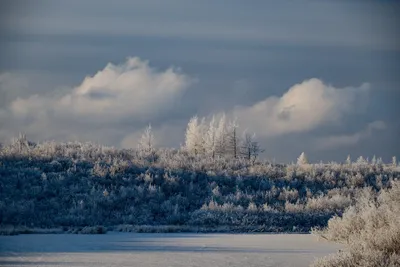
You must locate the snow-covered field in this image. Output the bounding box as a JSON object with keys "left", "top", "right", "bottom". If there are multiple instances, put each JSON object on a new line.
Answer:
{"left": 0, "top": 233, "right": 341, "bottom": 267}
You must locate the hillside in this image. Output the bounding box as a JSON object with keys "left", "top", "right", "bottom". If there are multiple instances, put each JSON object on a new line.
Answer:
{"left": 0, "top": 136, "right": 399, "bottom": 232}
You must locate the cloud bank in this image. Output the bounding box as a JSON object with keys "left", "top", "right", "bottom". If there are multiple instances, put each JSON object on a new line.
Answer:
{"left": 10, "top": 57, "right": 190, "bottom": 121}
{"left": 233, "top": 78, "right": 370, "bottom": 137}
{"left": 0, "top": 57, "right": 191, "bottom": 143}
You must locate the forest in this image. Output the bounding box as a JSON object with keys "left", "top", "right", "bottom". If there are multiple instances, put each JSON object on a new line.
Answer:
{"left": 0, "top": 115, "right": 399, "bottom": 234}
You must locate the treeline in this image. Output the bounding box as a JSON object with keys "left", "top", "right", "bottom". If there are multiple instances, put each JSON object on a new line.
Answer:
{"left": 183, "top": 115, "right": 263, "bottom": 162}
{"left": 0, "top": 133, "right": 399, "bottom": 232}
{"left": 135, "top": 114, "right": 264, "bottom": 164}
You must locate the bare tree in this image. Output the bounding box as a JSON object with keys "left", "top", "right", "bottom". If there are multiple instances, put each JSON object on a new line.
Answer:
{"left": 215, "top": 114, "right": 227, "bottom": 157}
{"left": 240, "top": 131, "right": 264, "bottom": 163}
{"left": 226, "top": 119, "right": 240, "bottom": 158}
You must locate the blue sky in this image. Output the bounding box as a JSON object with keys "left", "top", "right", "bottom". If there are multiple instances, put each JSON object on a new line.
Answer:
{"left": 0, "top": 0, "right": 399, "bottom": 162}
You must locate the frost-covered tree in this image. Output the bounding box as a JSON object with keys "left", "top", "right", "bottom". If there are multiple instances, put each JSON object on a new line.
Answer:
{"left": 345, "top": 155, "right": 352, "bottom": 165}
{"left": 184, "top": 116, "right": 205, "bottom": 155}
{"left": 226, "top": 119, "right": 240, "bottom": 158}
{"left": 203, "top": 116, "right": 217, "bottom": 159}
{"left": 356, "top": 156, "right": 367, "bottom": 165}
{"left": 11, "top": 133, "right": 31, "bottom": 153}
{"left": 240, "top": 132, "right": 263, "bottom": 163}
{"left": 138, "top": 124, "right": 155, "bottom": 160}
{"left": 393, "top": 156, "right": 397, "bottom": 167}
{"left": 297, "top": 152, "right": 308, "bottom": 165}
{"left": 215, "top": 114, "right": 228, "bottom": 157}
{"left": 371, "top": 155, "right": 377, "bottom": 165}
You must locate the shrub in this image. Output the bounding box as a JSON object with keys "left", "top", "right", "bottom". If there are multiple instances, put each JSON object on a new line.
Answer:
{"left": 312, "top": 180, "right": 400, "bottom": 267}
{"left": 72, "top": 226, "right": 107, "bottom": 234}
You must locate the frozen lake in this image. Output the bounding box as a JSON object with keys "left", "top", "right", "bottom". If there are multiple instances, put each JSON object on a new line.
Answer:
{"left": 0, "top": 233, "right": 341, "bottom": 267}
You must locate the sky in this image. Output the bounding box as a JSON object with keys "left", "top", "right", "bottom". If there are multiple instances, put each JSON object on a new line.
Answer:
{"left": 0, "top": 0, "right": 399, "bottom": 162}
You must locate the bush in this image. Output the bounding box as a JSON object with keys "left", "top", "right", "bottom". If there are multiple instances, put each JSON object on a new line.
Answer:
{"left": 312, "top": 180, "right": 400, "bottom": 267}
{"left": 70, "top": 226, "right": 107, "bottom": 234}
{"left": 0, "top": 225, "right": 63, "bottom": 235}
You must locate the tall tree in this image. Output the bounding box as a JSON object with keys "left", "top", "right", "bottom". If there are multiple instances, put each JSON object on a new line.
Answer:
{"left": 226, "top": 119, "right": 240, "bottom": 158}
{"left": 215, "top": 114, "right": 228, "bottom": 157}
{"left": 184, "top": 116, "right": 204, "bottom": 155}
{"left": 203, "top": 115, "right": 217, "bottom": 159}
{"left": 138, "top": 124, "right": 155, "bottom": 160}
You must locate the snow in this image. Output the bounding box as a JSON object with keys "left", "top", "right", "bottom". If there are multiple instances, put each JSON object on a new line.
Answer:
{"left": 0, "top": 233, "right": 341, "bottom": 267}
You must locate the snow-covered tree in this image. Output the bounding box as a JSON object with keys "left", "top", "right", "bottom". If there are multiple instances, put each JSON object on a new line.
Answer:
{"left": 215, "top": 114, "right": 228, "bottom": 157}
{"left": 371, "top": 155, "right": 377, "bottom": 165}
{"left": 184, "top": 116, "right": 204, "bottom": 155}
{"left": 11, "top": 133, "right": 31, "bottom": 153}
{"left": 203, "top": 116, "right": 217, "bottom": 159}
{"left": 138, "top": 124, "right": 155, "bottom": 160}
{"left": 240, "top": 132, "right": 263, "bottom": 163}
{"left": 345, "top": 155, "right": 352, "bottom": 165}
{"left": 226, "top": 119, "right": 240, "bottom": 158}
{"left": 393, "top": 156, "right": 397, "bottom": 167}
{"left": 356, "top": 156, "right": 367, "bottom": 165}
{"left": 297, "top": 152, "right": 308, "bottom": 165}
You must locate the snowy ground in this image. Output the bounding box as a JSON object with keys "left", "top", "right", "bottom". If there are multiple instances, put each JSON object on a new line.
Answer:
{"left": 0, "top": 233, "right": 341, "bottom": 267}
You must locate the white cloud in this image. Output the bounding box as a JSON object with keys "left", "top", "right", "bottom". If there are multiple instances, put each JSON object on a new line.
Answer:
{"left": 9, "top": 57, "right": 190, "bottom": 121}
{"left": 0, "top": 57, "right": 191, "bottom": 143}
{"left": 315, "top": 120, "right": 386, "bottom": 150}
{"left": 233, "top": 78, "right": 370, "bottom": 137}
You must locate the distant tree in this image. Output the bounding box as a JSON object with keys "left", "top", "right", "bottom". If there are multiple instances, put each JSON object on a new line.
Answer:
{"left": 215, "top": 114, "right": 228, "bottom": 157}
{"left": 138, "top": 124, "right": 155, "bottom": 160}
{"left": 203, "top": 116, "right": 217, "bottom": 159}
{"left": 184, "top": 116, "right": 204, "bottom": 155}
{"left": 371, "top": 155, "right": 377, "bottom": 165}
{"left": 240, "top": 132, "right": 264, "bottom": 163}
{"left": 346, "top": 155, "right": 352, "bottom": 165}
{"left": 297, "top": 152, "right": 308, "bottom": 165}
{"left": 226, "top": 119, "right": 240, "bottom": 158}
{"left": 356, "top": 156, "right": 367, "bottom": 165}
{"left": 393, "top": 156, "right": 397, "bottom": 167}
{"left": 11, "top": 133, "right": 30, "bottom": 153}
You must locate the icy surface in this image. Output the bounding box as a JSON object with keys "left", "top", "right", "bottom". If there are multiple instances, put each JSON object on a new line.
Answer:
{"left": 0, "top": 233, "right": 341, "bottom": 267}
